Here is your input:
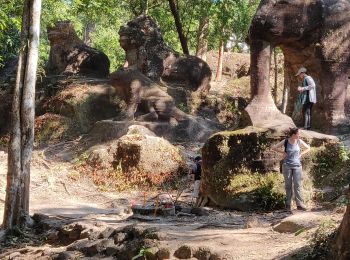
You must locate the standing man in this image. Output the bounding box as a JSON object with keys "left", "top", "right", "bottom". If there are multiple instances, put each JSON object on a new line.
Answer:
{"left": 296, "top": 67, "right": 317, "bottom": 130}
{"left": 190, "top": 156, "right": 202, "bottom": 206}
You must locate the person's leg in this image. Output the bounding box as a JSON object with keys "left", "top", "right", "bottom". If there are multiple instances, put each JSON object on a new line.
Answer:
{"left": 192, "top": 180, "right": 201, "bottom": 198}
{"left": 308, "top": 103, "right": 313, "bottom": 129}
{"left": 302, "top": 104, "right": 307, "bottom": 129}
{"left": 282, "top": 164, "right": 293, "bottom": 208}
{"left": 293, "top": 166, "right": 305, "bottom": 207}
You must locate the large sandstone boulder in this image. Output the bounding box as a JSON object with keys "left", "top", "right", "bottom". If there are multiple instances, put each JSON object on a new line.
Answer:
{"left": 201, "top": 126, "right": 344, "bottom": 210}
{"left": 119, "top": 15, "right": 211, "bottom": 95}
{"left": 40, "top": 78, "right": 123, "bottom": 134}
{"left": 87, "top": 125, "right": 186, "bottom": 185}
{"left": 47, "top": 21, "right": 110, "bottom": 78}
{"left": 248, "top": 0, "right": 350, "bottom": 132}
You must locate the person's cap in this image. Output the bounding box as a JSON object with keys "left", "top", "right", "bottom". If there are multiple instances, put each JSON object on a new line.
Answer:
{"left": 295, "top": 67, "right": 307, "bottom": 76}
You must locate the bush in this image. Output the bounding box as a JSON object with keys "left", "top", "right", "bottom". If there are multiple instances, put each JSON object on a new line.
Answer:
{"left": 311, "top": 143, "right": 350, "bottom": 198}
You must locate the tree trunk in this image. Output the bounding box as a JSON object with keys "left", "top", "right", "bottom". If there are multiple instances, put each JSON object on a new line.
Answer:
{"left": 281, "top": 60, "right": 290, "bottom": 114}
{"left": 196, "top": 16, "right": 209, "bottom": 61}
{"left": 332, "top": 189, "right": 350, "bottom": 259}
{"left": 83, "top": 22, "right": 95, "bottom": 46}
{"left": 142, "top": 0, "right": 149, "bottom": 14}
{"left": 3, "top": 0, "right": 41, "bottom": 230}
{"left": 273, "top": 48, "right": 278, "bottom": 104}
{"left": 168, "top": 0, "right": 189, "bottom": 55}
{"left": 215, "top": 40, "right": 224, "bottom": 82}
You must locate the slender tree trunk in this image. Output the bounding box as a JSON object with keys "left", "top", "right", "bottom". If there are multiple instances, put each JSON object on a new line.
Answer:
{"left": 273, "top": 48, "right": 278, "bottom": 104}
{"left": 215, "top": 39, "right": 224, "bottom": 82}
{"left": 142, "top": 0, "right": 149, "bottom": 14}
{"left": 168, "top": 0, "right": 189, "bottom": 55}
{"left": 196, "top": 16, "right": 209, "bottom": 61}
{"left": 332, "top": 189, "right": 350, "bottom": 259}
{"left": 83, "top": 22, "right": 95, "bottom": 46}
{"left": 3, "top": 0, "right": 41, "bottom": 230}
{"left": 281, "top": 60, "right": 290, "bottom": 114}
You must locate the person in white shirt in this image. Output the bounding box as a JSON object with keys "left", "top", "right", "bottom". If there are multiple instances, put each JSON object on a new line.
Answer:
{"left": 296, "top": 67, "right": 317, "bottom": 130}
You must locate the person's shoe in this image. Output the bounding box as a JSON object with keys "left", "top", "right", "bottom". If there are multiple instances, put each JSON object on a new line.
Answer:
{"left": 297, "top": 205, "right": 307, "bottom": 211}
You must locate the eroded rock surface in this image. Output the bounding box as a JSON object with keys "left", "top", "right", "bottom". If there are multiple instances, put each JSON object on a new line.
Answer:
{"left": 248, "top": 0, "right": 350, "bottom": 131}
{"left": 201, "top": 126, "right": 341, "bottom": 210}
{"left": 119, "top": 15, "right": 211, "bottom": 95}
{"left": 47, "top": 21, "right": 110, "bottom": 78}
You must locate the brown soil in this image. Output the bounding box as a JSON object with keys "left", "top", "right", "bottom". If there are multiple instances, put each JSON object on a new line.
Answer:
{"left": 0, "top": 146, "right": 344, "bottom": 260}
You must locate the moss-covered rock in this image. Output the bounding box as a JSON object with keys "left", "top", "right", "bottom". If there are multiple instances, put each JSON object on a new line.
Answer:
{"left": 40, "top": 79, "right": 124, "bottom": 133}
{"left": 202, "top": 126, "right": 343, "bottom": 211}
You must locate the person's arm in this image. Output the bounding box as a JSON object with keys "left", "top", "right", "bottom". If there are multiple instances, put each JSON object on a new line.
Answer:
{"left": 301, "top": 76, "right": 316, "bottom": 91}
{"left": 299, "top": 139, "right": 311, "bottom": 157}
{"left": 272, "top": 140, "right": 287, "bottom": 156}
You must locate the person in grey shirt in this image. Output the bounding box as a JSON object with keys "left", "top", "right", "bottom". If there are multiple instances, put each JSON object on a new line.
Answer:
{"left": 272, "top": 128, "right": 311, "bottom": 212}
{"left": 296, "top": 67, "right": 317, "bottom": 130}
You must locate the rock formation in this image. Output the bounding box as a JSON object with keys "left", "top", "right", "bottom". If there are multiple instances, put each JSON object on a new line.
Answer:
{"left": 109, "top": 68, "right": 186, "bottom": 121}
{"left": 47, "top": 21, "right": 110, "bottom": 78}
{"left": 118, "top": 15, "right": 211, "bottom": 95}
{"left": 246, "top": 0, "right": 350, "bottom": 132}
{"left": 201, "top": 126, "right": 342, "bottom": 210}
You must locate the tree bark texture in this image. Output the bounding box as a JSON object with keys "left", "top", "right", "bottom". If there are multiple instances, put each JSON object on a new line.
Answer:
{"left": 3, "top": 0, "right": 41, "bottom": 230}
{"left": 273, "top": 48, "right": 278, "bottom": 104}
{"left": 215, "top": 40, "right": 224, "bottom": 82}
{"left": 196, "top": 16, "right": 209, "bottom": 61}
{"left": 332, "top": 189, "right": 350, "bottom": 259}
{"left": 83, "top": 22, "right": 95, "bottom": 46}
{"left": 168, "top": 0, "right": 189, "bottom": 55}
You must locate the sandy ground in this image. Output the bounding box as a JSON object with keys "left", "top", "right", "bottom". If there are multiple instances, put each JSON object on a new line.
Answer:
{"left": 0, "top": 148, "right": 343, "bottom": 260}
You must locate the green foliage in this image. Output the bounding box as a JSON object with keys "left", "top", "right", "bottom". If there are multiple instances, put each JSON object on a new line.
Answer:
{"left": 228, "top": 172, "right": 286, "bottom": 211}
{"left": 311, "top": 143, "right": 350, "bottom": 196}
{"left": 305, "top": 219, "right": 337, "bottom": 260}
{"left": 132, "top": 247, "right": 152, "bottom": 260}
{"left": 0, "top": 0, "right": 260, "bottom": 72}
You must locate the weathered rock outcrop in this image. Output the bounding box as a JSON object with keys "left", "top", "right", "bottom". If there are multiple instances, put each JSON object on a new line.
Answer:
{"left": 201, "top": 126, "right": 342, "bottom": 210}
{"left": 47, "top": 21, "right": 110, "bottom": 78}
{"left": 109, "top": 68, "right": 185, "bottom": 121}
{"left": 247, "top": 0, "right": 350, "bottom": 132}
{"left": 119, "top": 15, "right": 211, "bottom": 95}
{"left": 86, "top": 125, "right": 186, "bottom": 185}
{"left": 37, "top": 78, "right": 123, "bottom": 140}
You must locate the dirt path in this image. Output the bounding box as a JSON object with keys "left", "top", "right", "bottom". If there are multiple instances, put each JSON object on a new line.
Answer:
{"left": 0, "top": 149, "right": 343, "bottom": 259}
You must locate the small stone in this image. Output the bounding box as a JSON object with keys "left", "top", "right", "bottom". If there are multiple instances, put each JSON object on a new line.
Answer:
{"left": 143, "top": 238, "right": 159, "bottom": 248}
{"left": 209, "top": 252, "right": 224, "bottom": 260}
{"left": 174, "top": 245, "right": 192, "bottom": 259}
{"left": 144, "top": 231, "right": 167, "bottom": 240}
{"left": 114, "top": 232, "right": 128, "bottom": 244}
{"left": 66, "top": 238, "right": 90, "bottom": 251}
{"left": 52, "top": 251, "right": 78, "bottom": 260}
{"left": 105, "top": 245, "right": 120, "bottom": 256}
{"left": 193, "top": 247, "right": 212, "bottom": 260}
{"left": 144, "top": 247, "right": 158, "bottom": 260}
{"left": 98, "top": 227, "right": 116, "bottom": 239}
{"left": 157, "top": 247, "right": 171, "bottom": 259}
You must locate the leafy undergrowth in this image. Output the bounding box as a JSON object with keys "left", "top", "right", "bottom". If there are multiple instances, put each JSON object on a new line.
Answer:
{"left": 227, "top": 172, "right": 286, "bottom": 211}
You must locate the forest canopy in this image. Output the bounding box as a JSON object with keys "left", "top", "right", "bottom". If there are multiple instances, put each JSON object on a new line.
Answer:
{"left": 0, "top": 0, "right": 260, "bottom": 72}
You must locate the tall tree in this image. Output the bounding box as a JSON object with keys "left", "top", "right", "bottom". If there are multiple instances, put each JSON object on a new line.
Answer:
{"left": 3, "top": 0, "right": 41, "bottom": 230}
{"left": 167, "top": 0, "right": 189, "bottom": 55}
{"left": 332, "top": 189, "right": 350, "bottom": 259}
